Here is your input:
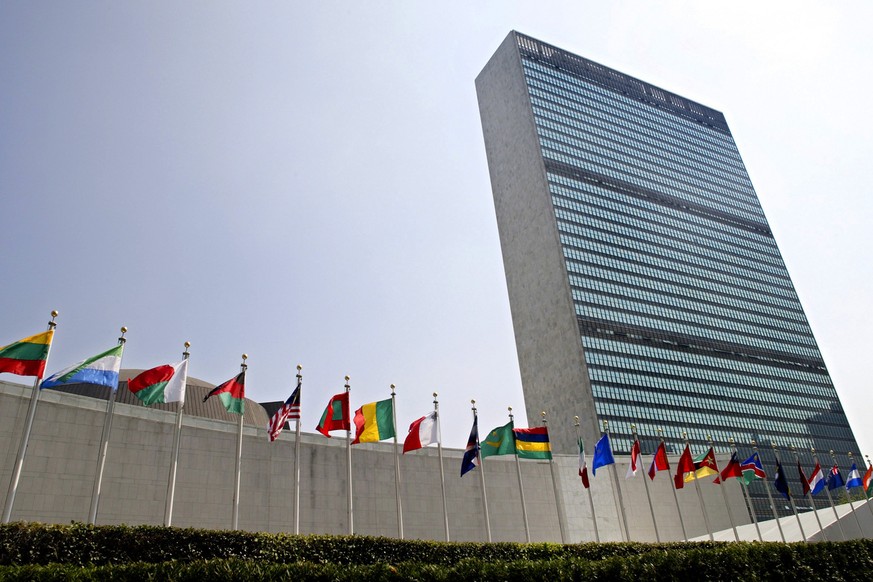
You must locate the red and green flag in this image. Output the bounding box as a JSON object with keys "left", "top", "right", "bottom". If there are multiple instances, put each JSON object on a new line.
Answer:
{"left": 513, "top": 426, "right": 552, "bottom": 460}
{"left": 352, "top": 398, "right": 395, "bottom": 444}
{"left": 684, "top": 447, "right": 719, "bottom": 483}
{"left": 316, "top": 392, "right": 350, "bottom": 437}
{"left": 128, "top": 359, "right": 188, "bottom": 405}
{"left": 203, "top": 371, "right": 245, "bottom": 415}
{"left": 0, "top": 330, "right": 54, "bottom": 378}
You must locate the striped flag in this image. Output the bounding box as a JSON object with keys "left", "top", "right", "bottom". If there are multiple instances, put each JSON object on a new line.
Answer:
{"left": 626, "top": 439, "right": 641, "bottom": 478}
{"left": 0, "top": 330, "right": 54, "bottom": 378}
{"left": 513, "top": 427, "right": 552, "bottom": 460}
{"left": 267, "top": 378, "right": 301, "bottom": 442}
{"left": 41, "top": 344, "right": 123, "bottom": 391}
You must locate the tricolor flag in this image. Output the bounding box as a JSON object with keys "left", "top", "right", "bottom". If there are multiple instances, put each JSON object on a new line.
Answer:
{"left": 402, "top": 411, "right": 438, "bottom": 454}
{"left": 808, "top": 463, "right": 826, "bottom": 495}
{"left": 0, "top": 330, "right": 54, "bottom": 378}
{"left": 846, "top": 462, "right": 863, "bottom": 490}
{"left": 460, "top": 416, "right": 480, "bottom": 477}
{"left": 578, "top": 436, "right": 590, "bottom": 489}
{"left": 480, "top": 422, "right": 516, "bottom": 458}
{"left": 316, "top": 392, "right": 350, "bottom": 437}
{"left": 648, "top": 442, "right": 669, "bottom": 481}
{"left": 41, "top": 344, "right": 124, "bottom": 391}
{"left": 203, "top": 371, "right": 245, "bottom": 415}
{"left": 715, "top": 452, "right": 743, "bottom": 484}
{"left": 740, "top": 453, "right": 766, "bottom": 486}
{"left": 592, "top": 433, "right": 615, "bottom": 476}
{"left": 827, "top": 464, "right": 844, "bottom": 490}
{"left": 513, "top": 427, "right": 551, "bottom": 460}
{"left": 128, "top": 359, "right": 188, "bottom": 405}
{"left": 674, "top": 445, "right": 695, "bottom": 489}
{"left": 352, "top": 398, "right": 395, "bottom": 445}
{"left": 684, "top": 447, "right": 719, "bottom": 483}
{"left": 863, "top": 462, "right": 873, "bottom": 495}
{"left": 625, "top": 439, "right": 641, "bottom": 479}
{"left": 773, "top": 460, "right": 791, "bottom": 499}
{"left": 267, "top": 378, "right": 301, "bottom": 442}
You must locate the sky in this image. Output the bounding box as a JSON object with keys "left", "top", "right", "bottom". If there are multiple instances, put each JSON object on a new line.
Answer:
{"left": 1, "top": 2, "right": 871, "bottom": 456}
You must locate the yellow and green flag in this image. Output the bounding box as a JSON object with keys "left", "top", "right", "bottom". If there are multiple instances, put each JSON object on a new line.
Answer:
{"left": 0, "top": 330, "right": 54, "bottom": 378}
{"left": 481, "top": 421, "right": 517, "bottom": 458}
{"left": 513, "top": 427, "right": 552, "bottom": 460}
{"left": 352, "top": 398, "right": 395, "bottom": 444}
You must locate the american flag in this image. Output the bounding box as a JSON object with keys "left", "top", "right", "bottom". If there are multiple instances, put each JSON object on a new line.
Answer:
{"left": 268, "top": 379, "right": 301, "bottom": 442}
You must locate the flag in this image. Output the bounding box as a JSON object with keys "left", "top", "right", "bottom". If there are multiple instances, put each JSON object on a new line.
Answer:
{"left": 480, "top": 422, "right": 516, "bottom": 458}
{"left": 513, "top": 427, "right": 552, "bottom": 460}
{"left": 591, "top": 433, "right": 614, "bottom": 476}
{"left": 625, "top": 439, "right": 641, "bottom": 479}
{"left": 578, "top": 436, "right": 590, "bottom": 488}
{"left": 460, "top": 416, "right": 480, "bottom": 476}
{"left": 684, "top": 448, "right": 719, "bottom": 483}
{"left": 267, "top": 379, "right": 301, "bottom": 442}
{"left": 648, "top": 442, "right": 669, "bottom": 480}
{"left": 316, "top": 392, "right": 350, "bottom": 437}
{"left": 740, "top": 453, "right": 766, "bottom": 486}
{"left": 352, "top": 398, "right": 395, "bottom": 444}
{"left": 863, "top": 463, "right": 873, "bottom": 495}
{"left": 41, "top": 344, "right": 123, "bottom": 391}
{"left": 774, "top": 460, "right": 790, "bottom": 499}
{"left": 809, "top": 463, "right": 826, "bottom": 495}
{"left": 674, "top": 445, "right": 695, "bottom": 489}
{"left": 128, "top": 359, "right": 188, "bottom": 405}
{"left": 203, "top": 371, "right": 245, "bottom": 415}
{"left": 0, "top": 330, "right": 54, "bottom": 378}
{"left": 402, "top": 411, "right": 438, "bottom": 453}
{"left": 827, "top": 464, "right": 844, "bottom": 490}
{"left": 846, "top": 463, "right": 863, "bottom": 490}
{"left": 798, "top": 461, "right": 811, "bottom": 496}
{"left": 715, "top": 452, "right": 743, "bottom": 484}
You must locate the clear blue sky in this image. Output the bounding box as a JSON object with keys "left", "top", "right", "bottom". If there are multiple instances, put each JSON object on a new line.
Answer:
{"left": 2, "top": 1, "right": 871, "bottom": 457}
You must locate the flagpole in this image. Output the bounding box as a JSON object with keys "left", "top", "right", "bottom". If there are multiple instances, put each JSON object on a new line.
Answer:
{"left": 164, "top": 341, "right": 189, "bottom": 527}
{"left": 660, "top": 429, "right": 687, "bottom": 541}
{"left": 772, "top": 442, "right": 806, "bottom": 542}
{"left": 543, "top": 411, "right": 567, "bottom": 543}
{"left": 633, "top": 424, "right": 660, "bottom": 542}
{"left": 294, "top": 364, "right": 302, "bottom": 535}
{"left": 839, "top": 451, "right": 864, "bottom": 535}
{"left": 472, "top": 400, "right": 492, "bottom": 542}
{"left": 345, "top": 376, "right": 353, "bottom": 535}
{"left": 509, "top": 407, "right": 531, "bottom": 542}
{"left": 792, "top": 445, "right": 825, "bottom": 541}
{"left": 710, "top": 435, "right": 739, "bottom": 541}
{"left": 433, "top": 392, "right": 450, "bottom": 541}
{"left": 686, "top": 432, "right": 713, "bottom": 541}
{"left": 576, "top": 417, "right": 599, "bottom": 542}
{"left": 390, "top": 384, "right": 403, "bottom": 539}
{"left": 813, "top": 447, "right": 845, "bottom": 541}
{"left": 88, "top": 326, "right": 127, "bottom": 525}
{"left": 753, "top": 440, "right": 785, "bottom": 542}
{"left": 606, "top": 420, "right": 629, "bottom": 541}
{"left": 2, "top": 310, "right": 59, "bottom": 524}
{"left": 731, "top": 438, "right": 762, "bottom": 542}
{"left": 232, "top": 354, "right": 247, "bottom": 531}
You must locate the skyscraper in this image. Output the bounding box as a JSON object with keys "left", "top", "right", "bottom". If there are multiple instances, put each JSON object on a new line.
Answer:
{"left": 476, "top": 32, "right": 859, "bottom": 513}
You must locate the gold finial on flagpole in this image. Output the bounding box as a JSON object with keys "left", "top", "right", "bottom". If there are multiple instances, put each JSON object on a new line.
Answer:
{"left": 50, "top": 310, "right": 59, "bottom": 327}
{"left": 183, "top": 341, "right": 190, "bottom": 359}
{"left": 297, "top": 364, "right": 302, "bottom": 372}
{"left": 390, "top": 383, "right": 396, "bottom": 396}
{"left": 240, "top": 354, "right": 248, "bottom": 371}
{"left": 119, "top": 327, "right": 128, "bottom": 344}
{"left": 574, "top": 415, "right": 580, "bottom": 428}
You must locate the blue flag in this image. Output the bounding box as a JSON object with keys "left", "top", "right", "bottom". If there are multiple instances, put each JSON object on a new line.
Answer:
{"left": 846, "top": 463, "right": 863, "bottom": 490}
{"left": 460, "top": 416, "right": 480, "bottom": 477}
{"left": 827, "top": 464, "right": 845, "bottom": 490}
{"left": 592, "top": 433, "right": 614, "bottom": 476}
{"left": 774, "top": 460, "right": 791, "bottom": 499}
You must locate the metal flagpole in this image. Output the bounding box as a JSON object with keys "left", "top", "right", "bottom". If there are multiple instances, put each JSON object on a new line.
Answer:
{"left": 471, "top": 400, "right": 492, "bottom": 542}
{"left": 711, "top": 435, "right": 739, "bottom": 541}
{"left": 773, "top": 442, "right": 807, "bottom": 542}
{"left": 792, "top": 445, "right": 825, "bottom": 541}
{"left": 576, "top": 417, "right": 599, "bottom": 542}
{"left": 686, "top": 432, "right": 713, "bottom": 542}
{"left": 509, "top": 407, "right": 531, "bottom": 542}
{"left": 88, "top": 326, "right": 127, "bottom": 525}
{"left": 345, "top": 376, "right": 353, "bottom": 535}
{"left": 633, "top": 424, "right": 660, "bottom": 542}
{"left": 232, "top": 354, "right": 247, "bottom": 531}
{"left": 753, "top": 440, "right": 785, "bottom": 543}
{"left": 3, "top": 310, "right": 58, "bottom": 524}
{"left": 813, "top": 447, "right": 846, "bottom": 541}
{"left": 606, "top": 420, "right": 630, "bottom": 541}
{"left": 731, "top": 438, "right": 762, "bottom": 542}
{"left": 661, "top": 429, "right": 687, "bottom": 541}
{"left": 164, "top": 341, "right": 190, "bottom": 527}
{"left": 294, "top": 365, "right": 302, "bottom": 535}
{"left": 839, "top": 451, "right": 864, "bottom": 535}
{"left": 434, "top": 392, "right": 450, "bottom": 541}
{"left": 391, "top": 384, "right": 403, "bottom": 539}
{"left": 543, "top": 411, "right": 567, "bottom": 543}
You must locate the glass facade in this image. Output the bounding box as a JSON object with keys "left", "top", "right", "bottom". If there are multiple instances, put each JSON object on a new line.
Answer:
{"left": 510, "top": 34, "right": 859, "bottom": 516}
